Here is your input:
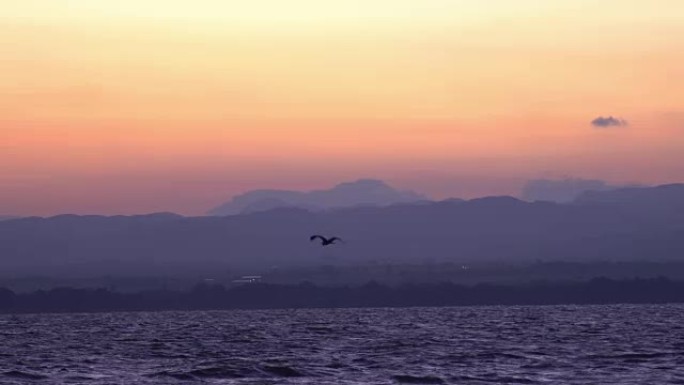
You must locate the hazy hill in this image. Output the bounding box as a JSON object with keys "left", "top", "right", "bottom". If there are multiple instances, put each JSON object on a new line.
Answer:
{"left": 208, "top": 179, "right": 427, "bottom": 215}
{"left": 575, "top": 183, "right": 684, "bottom": 210}
{"left": 521, "top": 178, "right": 619, "bottom": 203}
{"left": 1, "top": 184, "right": 683, "bottom": 278}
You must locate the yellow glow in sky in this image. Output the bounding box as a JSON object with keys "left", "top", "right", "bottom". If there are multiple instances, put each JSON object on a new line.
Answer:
{"left": 4, "top": 1, "right": 571, "bottom": 23}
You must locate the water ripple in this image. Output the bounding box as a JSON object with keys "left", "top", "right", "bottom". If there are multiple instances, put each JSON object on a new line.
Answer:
{"left": 0, "top": 304, "right": 683, "bottom": 384}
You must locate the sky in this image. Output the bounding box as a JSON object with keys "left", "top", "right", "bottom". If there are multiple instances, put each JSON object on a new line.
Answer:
{"left": 2, "top": 1, "right": 683, "bottom": 216}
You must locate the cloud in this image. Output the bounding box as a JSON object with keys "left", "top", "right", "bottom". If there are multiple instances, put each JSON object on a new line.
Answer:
{"left": 591, "top": 116, "right": 628, "bottom": 128}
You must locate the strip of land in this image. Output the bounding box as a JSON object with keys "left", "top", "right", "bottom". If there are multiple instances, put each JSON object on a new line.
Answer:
{"left": 1, "top": 277, "right": 682, "bottom": 314}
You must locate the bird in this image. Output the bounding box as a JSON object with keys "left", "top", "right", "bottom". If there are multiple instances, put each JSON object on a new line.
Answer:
{"left": 310, "top": 235, "right": 342, "bottom": 246}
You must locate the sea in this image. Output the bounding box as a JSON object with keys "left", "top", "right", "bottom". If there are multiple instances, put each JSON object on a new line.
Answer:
{"left": 1, "top": 304, "right": 683, "bottom": 384}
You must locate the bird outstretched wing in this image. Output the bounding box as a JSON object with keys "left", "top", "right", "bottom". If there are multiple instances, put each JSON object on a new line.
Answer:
{"left": 329, "top": 237, "right": 343, "bottom": 243}
{"left": 310, "top": 235, "right": 326, "bottom": 242}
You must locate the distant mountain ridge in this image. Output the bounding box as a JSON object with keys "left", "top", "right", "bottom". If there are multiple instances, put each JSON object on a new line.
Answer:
{"left": 1, "top": 183, "right": 683, "bottom": 278}
{"left": 575, "top": 183, "right": 684, "bottom": 205}
{"left": 521, "top": 178, "right": 638, "bottom": 203}
{"left": 573, "top": 183, "right": 684, "bottom": 216}
{"left": 208, "top": 179, "right": 427, "bottom": 215}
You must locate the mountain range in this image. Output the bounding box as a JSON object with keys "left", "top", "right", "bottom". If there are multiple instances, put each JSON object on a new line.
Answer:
{"left": 208, "top": 179, "right": 427, "bottom": 215}
{"left": 210, "top": 177, "right": 632, "bottom": 216}
{"left": 1, "top": 184, "right": 683, "bottom": 278}
{"left": 521, "top": 178, "right": 616, "bottom": 203}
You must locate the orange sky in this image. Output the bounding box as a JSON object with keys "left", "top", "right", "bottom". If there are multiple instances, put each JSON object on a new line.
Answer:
{"left": 2, "top": 1, "right": 683, "bottom": 215}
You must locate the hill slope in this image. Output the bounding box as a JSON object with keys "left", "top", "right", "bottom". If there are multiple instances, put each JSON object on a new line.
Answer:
{"left": 1, "top": 184, "right": 683, "bottom": 277}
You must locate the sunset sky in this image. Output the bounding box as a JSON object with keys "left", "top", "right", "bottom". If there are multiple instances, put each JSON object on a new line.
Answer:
{"left": 2, "top": 1, "right": 683, "bottom": 215}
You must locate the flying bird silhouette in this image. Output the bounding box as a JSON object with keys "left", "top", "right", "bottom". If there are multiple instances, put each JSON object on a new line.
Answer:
{"left": 310, "top": 235, "right": 342, "bottom": 246}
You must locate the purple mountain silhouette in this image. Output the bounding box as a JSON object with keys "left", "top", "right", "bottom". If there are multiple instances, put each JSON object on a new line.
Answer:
{"left": 208, "top": 179, "right": 427, "bottom": 215}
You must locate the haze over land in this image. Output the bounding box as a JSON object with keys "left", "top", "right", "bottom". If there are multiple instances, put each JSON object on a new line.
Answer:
{"left": 1, "top": 184, "right": 683, "bottom": 287}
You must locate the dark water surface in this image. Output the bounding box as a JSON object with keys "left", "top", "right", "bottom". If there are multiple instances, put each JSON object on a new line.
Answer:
{"left": 2, "top": 305, "right": 684, "bottom": 384}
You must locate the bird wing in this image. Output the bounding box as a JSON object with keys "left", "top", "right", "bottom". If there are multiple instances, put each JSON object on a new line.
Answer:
{"left": 310, "top": 235, "right": 325, "bottom": 242}
{"left": 329, "top": 237, "right": 343, "bottom": 243}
